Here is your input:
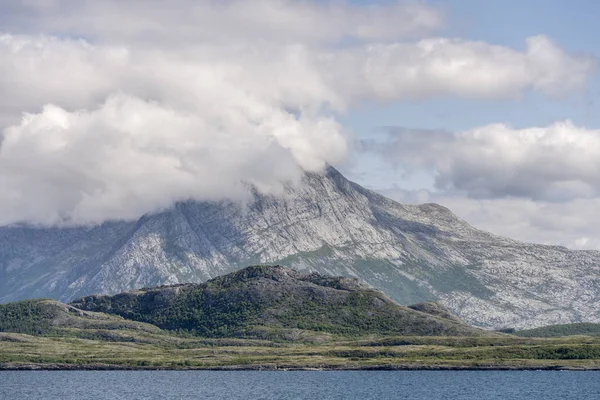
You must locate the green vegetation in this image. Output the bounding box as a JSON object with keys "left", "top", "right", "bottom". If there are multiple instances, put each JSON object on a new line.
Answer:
{"left": 69, "top": 265, "right": 489, "bottom": 339}
{"left": 3, "top": 332, "right": 600, "bottom": 370}
{"left": 0, "top": 299, "right": 163, "bottom": 341}
{"left": 2, "top": 266, "right": 600, "bottom": 370}
{"left": 515, "top": 323, "right": 600, "bottom": 338}
{"left": 0, "top": 300, "right": 55, "bottom": 335}
{"left": 424, "top": 265, "right": 494, "bottom": 299}
{"left": 408, "top": 302, "right": 463, "bottom": 323}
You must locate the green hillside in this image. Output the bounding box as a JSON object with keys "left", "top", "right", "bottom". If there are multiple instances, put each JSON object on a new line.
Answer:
{"left": 0, "top": 298, "right": 163, "bottom": 339}
{"left": 515, "top": 323, "right": 600, "bottom": 338}
{"left": 69, "top": 265, "right": 489, "bottom": 339}
{"left": 4, "top": 266, "right": 600, "bottom": 370}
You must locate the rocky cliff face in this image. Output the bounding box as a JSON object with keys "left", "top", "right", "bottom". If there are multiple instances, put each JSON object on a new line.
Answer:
{"left": 1, "top": 166, "right": 600, "bottom": 329}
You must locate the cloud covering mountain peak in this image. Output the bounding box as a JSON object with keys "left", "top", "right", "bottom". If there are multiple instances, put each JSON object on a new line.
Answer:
{"left": 0, "top": 1, "right": 596, "bottom": 225}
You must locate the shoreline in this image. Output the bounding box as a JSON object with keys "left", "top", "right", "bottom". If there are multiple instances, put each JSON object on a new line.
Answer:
{"left": 2, "top": 363, "right": 600, "bottom": 372}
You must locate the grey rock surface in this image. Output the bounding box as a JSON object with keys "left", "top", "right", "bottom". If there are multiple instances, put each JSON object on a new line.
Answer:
{"left": 1, "top": 167, "right": 600, "bottom": 329}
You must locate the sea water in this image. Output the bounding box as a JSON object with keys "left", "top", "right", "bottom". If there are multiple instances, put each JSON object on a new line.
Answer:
{"left": 1, "top": 370, "right": 599, "bottom": 399}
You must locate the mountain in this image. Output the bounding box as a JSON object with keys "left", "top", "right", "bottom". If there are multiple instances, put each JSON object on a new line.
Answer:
{"left": 1, "top": 166, "right": 600, "bottom": 330}
{"left": 67, "top": 265, "right": 488, "bottom": 338}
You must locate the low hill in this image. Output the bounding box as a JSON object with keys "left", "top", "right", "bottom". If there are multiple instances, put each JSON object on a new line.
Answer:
{"left": 0, "top": 299, "right": 162, "bottom": 337}
{"left": 514, "top": 323, "right": 600, "bottom": 338}
{"left": 69, "top": 265, "right": 491, "bottom": 339}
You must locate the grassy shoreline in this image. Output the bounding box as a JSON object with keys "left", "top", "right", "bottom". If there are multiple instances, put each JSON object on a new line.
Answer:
{"left": 3, "top": 332, "right": 600, "bottom": 372}
{"left": 2, "top": 268, "right": 600, "bottom": 372}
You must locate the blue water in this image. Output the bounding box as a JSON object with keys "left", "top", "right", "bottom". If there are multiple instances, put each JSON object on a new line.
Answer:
{"left": 1, "top": 371, "right": 599, "bottom": 399}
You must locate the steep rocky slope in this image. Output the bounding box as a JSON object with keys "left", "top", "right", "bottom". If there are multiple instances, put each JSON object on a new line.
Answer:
{"left": 1, "top": 167, "right": 600, "bottom": 329}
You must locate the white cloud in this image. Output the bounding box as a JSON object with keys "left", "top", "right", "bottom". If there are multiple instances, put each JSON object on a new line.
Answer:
{"left": 0, "top": 0, "right": 444, "bottom": 44}
{"left": 381, "top": 187, "right": 600, "bottom": 250}
{"left": 0, "top": 34, "right": 129, "bottom": 125}
{"left": 356, "top": 35, "right": 596, "bottom": 99}
{"left": 367, "top": 120, "right": 600, "bottom": 250}
{"left": 375, "top": 121, "right": 600, "bottom": 201}
{"left": 0, "top": 1, "right": 597, "bottom": 226}
{"left": 0, "top": 94, "right": 346, "bottom": 225}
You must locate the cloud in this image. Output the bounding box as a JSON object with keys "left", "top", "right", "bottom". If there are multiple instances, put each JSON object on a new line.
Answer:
{"left": 0, "top": 94, "right": 346, "bottom": 226}
{"left": 2, "top": 33, "right": 592, "bottom": 121}
{"left": 0, "top": 1, "right": 597, "bottom": 226}
{"left": 0, "top": 0, "right": 444, "bottom": 44}
{"left": 355, "top": 35, "right": 596, "bottom": 99}
{"left": 380, "top": 187, "right": 600, "bottom": 250}
{"left": 375, "top": 121, "right": 600, "bottom": 201}
{"left": 0, "top": 34, "right": 129, "bottom": 126}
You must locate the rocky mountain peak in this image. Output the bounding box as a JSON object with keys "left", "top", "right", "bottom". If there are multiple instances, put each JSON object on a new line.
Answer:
{"left": 1, "top": 167, "right": 600, "bottom": 330}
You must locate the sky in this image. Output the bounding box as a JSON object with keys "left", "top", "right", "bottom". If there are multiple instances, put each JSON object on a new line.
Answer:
{"left": 340, "top": 0, "right": 600, "bottom": 250}
{"left": 0, "top": 0, "right": 599, "bottom": 249}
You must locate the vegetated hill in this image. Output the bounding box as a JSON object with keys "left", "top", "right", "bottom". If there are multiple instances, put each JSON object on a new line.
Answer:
{"left": 514, "top": 323, "right": 600, "bottom": 338}
{"left": 69, "top": 265, "right": 492, "bottom": 339}
{"left": 3, "top": 166, "right": 600, "bottom": 330}
{"left": 0, "top": 298, "right": 161, "bottom": 337}
{"left": 408, "top": 302, "right": 463, "bottom": 324}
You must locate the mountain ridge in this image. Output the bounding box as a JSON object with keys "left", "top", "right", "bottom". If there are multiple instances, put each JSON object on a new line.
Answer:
{"left": 1, "top": 166, "right": 600, "bottom": 330}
